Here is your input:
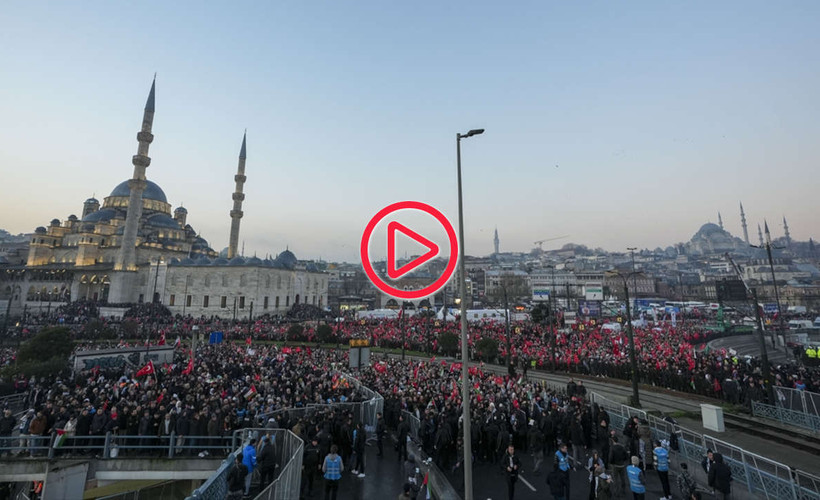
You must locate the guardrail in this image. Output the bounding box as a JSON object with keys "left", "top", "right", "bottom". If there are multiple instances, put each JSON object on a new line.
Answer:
{"left": 591, "top": 391, "right": 820, "bottom": 500}
{"left": 400, "top": 410, "right": 461, "bottom": 500}
{"left": 0, "top": 432, "right": 235, "bottom": 459}
{"left": 752, "top": 401, "right": 820, "bottom": 433}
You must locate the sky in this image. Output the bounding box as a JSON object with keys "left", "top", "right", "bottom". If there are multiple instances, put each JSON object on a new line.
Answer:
{"left": 1, "top": 1, "right": 819, "bottom": 263}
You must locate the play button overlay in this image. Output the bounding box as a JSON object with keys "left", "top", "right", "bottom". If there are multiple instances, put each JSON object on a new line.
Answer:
{"left": 360, "top": 201, "right": 459, "bottom": 300}
{"left": 386, "top": 221, "right": 440, "bottom": 280}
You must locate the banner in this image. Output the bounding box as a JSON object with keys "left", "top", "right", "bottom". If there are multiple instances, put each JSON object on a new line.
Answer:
{"left": 577, "top": 300, "right": 601, "bottom": 317}
{"left": 532, "top": 288, "right": 550, "bottom": 302}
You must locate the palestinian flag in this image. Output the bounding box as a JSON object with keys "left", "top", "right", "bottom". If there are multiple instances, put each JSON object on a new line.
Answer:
{"left": 53, "top": 429, "right": 67, "bottom": 449}
{"left": 244, "top": 384, "right": 257, "bottom": 400}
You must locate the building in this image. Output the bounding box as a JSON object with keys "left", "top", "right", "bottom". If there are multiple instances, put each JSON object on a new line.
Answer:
{"left": 1, "top": 78, "right": 327, "bottom": 316}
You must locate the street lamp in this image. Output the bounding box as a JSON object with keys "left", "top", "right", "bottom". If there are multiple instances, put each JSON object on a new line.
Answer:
{"left": 605, "top": 269, "right": 643, "bottom": 408}
{"left": 456, "top": 127, "right": 483, "bottom": 500}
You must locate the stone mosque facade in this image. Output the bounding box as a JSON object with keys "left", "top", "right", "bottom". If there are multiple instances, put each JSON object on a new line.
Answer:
{"left": 2, "top": 79, "right": 328, "bottom": 317}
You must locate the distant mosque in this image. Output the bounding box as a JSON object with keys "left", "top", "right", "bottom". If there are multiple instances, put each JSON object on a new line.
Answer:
{"left": 2, "top": 78, "right": 327, "bottom": 316}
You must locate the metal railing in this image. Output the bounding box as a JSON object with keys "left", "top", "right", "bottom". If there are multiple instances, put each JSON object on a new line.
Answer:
{"left": 0, "top": 393, "right": 27, "bottom": 415}
{"left": 401, "top": 410, "right": 461, "bottom": 500}
{"left": 0, "top": 432, "right": 235, "bottom": 459}
{"left": 752, "top": 401, "right": 820, "bottom": 433}
{"left": 187, "top": 428, "right": 303, "bottom": 500}
{"left": 591, "top": 391, "right": 820, "bottom": 500}
{"left": 245, "top": 429, "right": 304, "bottom": 500}
{"left": 774, "top": 386, "right": 820, "bottom": 418}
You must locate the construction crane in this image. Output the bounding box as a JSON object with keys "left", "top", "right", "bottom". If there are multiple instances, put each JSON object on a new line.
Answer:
{"left": 724, "top": 252, "right": 775, "bottom": 403}
{"left": 533, "top": 235, "right": 570, "bottom": 251}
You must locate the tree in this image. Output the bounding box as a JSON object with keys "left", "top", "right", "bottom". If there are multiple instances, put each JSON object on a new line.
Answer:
{"left": 438, "top": 332, "right": 459, "bottom": 356}
{"left": 287, "top": 323, "right": 305, "bottom": 341}
{"left": 530, "top": 303, "right": 550, "bottom": 324}
{"left": 8, "top": 327, "right": 73, "bottom": 378}
{"left": 475, "top": 338, "right": 499, "bottom": 363}
{"left": 316, "top": 323, "right": 333, "bottom": 344}
{"left": 486, "top": 272, "right": 530, "bottom": 307}
{"left": 18, "top": 327, "right": 73, "bottom": 364}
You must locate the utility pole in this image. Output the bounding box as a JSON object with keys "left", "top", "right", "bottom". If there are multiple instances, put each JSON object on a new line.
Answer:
{"left": 627, "top": 247, "right": 638, "bottom": 303}
{"left": 623, "top": 280, "right": 640, "bottom": 408}
{"left": 503, "top": 283, "right": 512, "bottom": 375}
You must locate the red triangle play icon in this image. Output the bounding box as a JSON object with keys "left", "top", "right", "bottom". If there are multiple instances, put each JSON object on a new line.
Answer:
{"left": 386, "top": 221, "right": 440, "bottom": 280}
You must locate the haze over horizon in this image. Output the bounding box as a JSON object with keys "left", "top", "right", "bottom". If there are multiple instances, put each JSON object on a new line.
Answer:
{"left": 1, "top": 2, "right": 819, "bottom": 263}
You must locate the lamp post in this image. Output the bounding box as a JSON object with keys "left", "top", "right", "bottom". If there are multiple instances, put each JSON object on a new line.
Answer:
{"left": 456, "top": 127, "right": 483, "bottom": 500}
{"left": 546, "top": 264, "right": 557, "bottom": 371}
{"left": 752, "top": 221, "right": 788, "bottom": 352}
{"left": 606, "top": 269, "right": 643, "bottom": 408}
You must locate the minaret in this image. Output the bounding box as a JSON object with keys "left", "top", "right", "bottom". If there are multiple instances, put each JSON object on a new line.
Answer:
{"left": 758, "top": 223, "right": 764, "bottom": 247}
{"left": 718, "top": 212, "right": 724, "bottom": 230}
{"left": 114, "top": 77, "right": 155, "bottom": 272}
{"left": 764, "top": 220, "right": 772, "bottom": 246}
{"left": 493, "top": 227, "right": 499, "bottom": 255}
{"left": 227, "top": 132, "right": 247, "bottom": 259}
{"left": 740, "top": 202, "right": 750, "bottom": 245}
{"left": 783, "top": 216, "right": 792, "bottom": 248}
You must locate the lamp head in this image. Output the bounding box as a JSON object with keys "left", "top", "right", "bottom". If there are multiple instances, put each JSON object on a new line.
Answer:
{"left": 466, "top": 129, "right": 485, "bottom": 137}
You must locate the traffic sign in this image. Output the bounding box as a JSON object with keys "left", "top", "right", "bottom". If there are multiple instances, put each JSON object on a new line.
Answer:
{"left": 360, "top": 201, "right": 458, "bottom": 300}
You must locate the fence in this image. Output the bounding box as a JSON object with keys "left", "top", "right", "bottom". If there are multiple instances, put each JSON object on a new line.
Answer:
{"left": 237, "top": 428, "right": 304, "bottom": 500}
{"left": 187, "top": 429, "right": 303, "bottom": 500}
{"left": 752, "top": 401, "right": 820, "bottom": 433}
{"left": 0, "top": 432, "right": 235, "bottom": 459}
{"left": 590, "top": 391, "right": 820, "bottom": 500}
{"left": 400, "top": 410, "right": 461, "bottom": 500}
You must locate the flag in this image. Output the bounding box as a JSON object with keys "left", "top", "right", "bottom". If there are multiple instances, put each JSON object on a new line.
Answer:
{"left": 53, "top": 429, "right": 67, "bottom": 449}
{"left": 174, "top": 336, "right": 181, "bottom": 348}
{"left": 158, "top": 332, "right": 166, "bottom": 346}
{"left": 413, "top": 362, "right": 421, "bottom": 380}
{"left": 244, "top": 384, "right": 257, "bottom": 400}
{"left": 181, "top": 355, "right": 194, "bottom": 375}
{"left": 246, "top": 337, "right": 252, "bottom": 346}
{"left": 135, "top": 361, "right": 155, "bottom": 377}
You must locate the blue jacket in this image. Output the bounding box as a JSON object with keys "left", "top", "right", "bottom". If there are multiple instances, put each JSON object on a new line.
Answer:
{"left": 243, "top": 444, "right": 257, "bottom": 473}
{"left": 654, "top": 446, "right": 669, "bottom": 472}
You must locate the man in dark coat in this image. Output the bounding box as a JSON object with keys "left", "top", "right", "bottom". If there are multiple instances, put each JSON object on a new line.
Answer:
{"left": 708, "top": 453, "right": 733, "bottom": 499}
{"left": 302, "top": 436, "right": 321, "bottom": 496}
{"left": 227, "top": 454, "right": 248, "bottom": 500}
{"left": 257, "top": 435, "right": 276, "bottom": 487}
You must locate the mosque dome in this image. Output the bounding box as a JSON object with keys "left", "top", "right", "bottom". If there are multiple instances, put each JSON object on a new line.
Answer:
{"left": 84, "top": 197, "right": 99, "bottom": 205}
{"left": 109, "top": 180, "right": 168, "bottom": 204}
{"left": 246, "top": 256, "right": 263, "bottom": 266}
{"left": 275, "top": 249, "right": 297, "bottom": 269}
{"left": 212, "top": 257, "right": 229, "bottom": 266}
{"left": 228, "top": 256, "right": 247, "bottom": 266}
{"left": 81, "top": 208, "right": 117, "bottom": 223}
{"left": 694, "top": 223, "right": 724, "bottom": 238}
{"left": 145, "top": 213, "right": 180, "bottom": 229}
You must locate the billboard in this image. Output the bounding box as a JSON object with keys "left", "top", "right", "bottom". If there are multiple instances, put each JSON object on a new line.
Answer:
{"left": 585, "top": 282, "right": 604, "bottom": 301}
{"left": 763, "top": 303, "right": 779, "bottom": 314}
{"left": 578, "top": 300, "right": 601, "bottom": 317}
{"left": 532, "top": 288, "right": 550, "bottom": 302}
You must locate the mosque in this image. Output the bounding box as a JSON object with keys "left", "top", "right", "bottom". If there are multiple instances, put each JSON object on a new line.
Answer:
{"left": 2, "top": 78, "right": 328, "bottom": 317}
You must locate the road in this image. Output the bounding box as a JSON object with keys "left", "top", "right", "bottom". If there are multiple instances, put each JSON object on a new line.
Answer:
{"left": 707, "top": 334, "right": 793, "bottom": 364}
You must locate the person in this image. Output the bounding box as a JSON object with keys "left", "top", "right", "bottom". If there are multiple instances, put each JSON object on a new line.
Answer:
{"left": 677, "top": 462, "right": 697, "bottom": 499}
{"left": 351, "top": 422, "right": 366, "bottom": 478}
{"left": 242, "top": 438, "right": 257, "bottom": 496}
{"left": 398, "top": 483, "right": 413, "bottom": 500}
{"left": 226, "top": 455, "right": 248, "bottom": 500}
{"left": 322, "top": 444, "right": 343, "bottom": 500}
{"left": 587, "top": 449, "right": 605, "bottom": 499}
{"left": 397, "top": 414, "right": 410, "bottom": 463}
{"left": 0, "top": 409, "right": 15, "bottom": 456}
{"left": 593, "top": 465, "right": 613, "bottom": 500}
{"left": 608, "top": 436, "right": 628, "bottom": 497}
{"left": 652, "top": 440, "right": 671, "bottom": 500}
{"left": 627, "top": 456, "right": 646, "bottom": 500}
{"left": 701, "top": 448, "right": 714, "bottom": 475}
{"left": 547, "top": 464, "right": 568, "bottom": 500}
{"left": 708, "top": 452, "right": 733, "bottom": 499}
{"left": 503, "top": 444, "right": 521, "bottom": 499}
{"left": 302, "top": 436, "right": 321, "bottom": 496}
{"left": 553, "top": 442, "right": 571, "bottom": 499}
{"left": 376, "top": 412, "right": 386, "bottom": 457}
{"left": 257, "top": 435, "right": 276, "bottom": 487}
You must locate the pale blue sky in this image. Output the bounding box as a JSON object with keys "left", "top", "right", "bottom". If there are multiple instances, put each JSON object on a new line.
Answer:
{"left": 1, "top": 1, "right": 818, "bottom": 262}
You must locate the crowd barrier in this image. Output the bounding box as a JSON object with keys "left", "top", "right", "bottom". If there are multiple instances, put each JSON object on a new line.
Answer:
{"left": 752, "top": 401, "right": 820, "bottom": 433}
{"left": 401, "top": 410, "right": 461, "bottom": 500}
{"left": 187, "top": 429, "right": 302, "bottom": 500}
{"left": 591, "top": 392, "right": 820, "bottom": 500}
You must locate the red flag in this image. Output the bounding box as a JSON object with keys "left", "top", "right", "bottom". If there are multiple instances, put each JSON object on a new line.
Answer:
{"left": 135, "top": 361, "right": 155, "bottom": 377}
{"left": 244, "top": 384, "right": 257, "bottom": 400}
{"left": 158, "top": 332, "right": 166, "bottom": 346}
{"left": 413, "top": 362, "right": 420, "bottom": 380}
{"left": 181, "top": 356, "right": 194, "bottom": 375}
{"left": 246, "top": 337, "right": 252, "bottom": 346}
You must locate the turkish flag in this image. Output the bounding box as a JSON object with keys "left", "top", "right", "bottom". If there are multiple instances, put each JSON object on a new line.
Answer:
{"left": 135, "top": 361, "right": 155, "bottom": 377}
{"left": 158, "top": 332, "right": 166, "bottom": 346}
{"left": 181, "top": 356, "right": 194, "bottom": 375}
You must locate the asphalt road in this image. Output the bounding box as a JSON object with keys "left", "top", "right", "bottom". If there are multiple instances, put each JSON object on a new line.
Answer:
{"left": 707, "top": 334, "right": 793, "bottom": 364}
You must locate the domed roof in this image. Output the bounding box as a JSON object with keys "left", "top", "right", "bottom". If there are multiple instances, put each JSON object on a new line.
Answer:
{"left": 82, "top": 208, "right": 117, "bottom": 223}
{"left": 84, "top": 197, "right": 99, "bottom": 204}
{"left": 695, "top": 223, "right": 724, "bottom": 237}
{"left": 247, "top": 256, "right": 263, "bottom": 266}
{"left": 174, "top": 206, "right": 188, "bottom": 213}
{"left": 212, "top": 257, "right": 229, "bottom": 266}
{"left": 145, "top": 214, "right": 179, "bottom": 229}
{"left": 179, "top": 257, "right": 196, "bottom": 265}
{"left": 109, "top": 179, "right": 168, "bottom": 204}
{"left": 276, "top": 249, "right": 297, "bottom": 269}
{"left": 195, "top": 256, "right": 212, "bottom": 266}
{"left": 228, "top": 256, "right": 246, "bottom": 266}
{"left": 35, "top": 227, "right": 47, "bottom": 234}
